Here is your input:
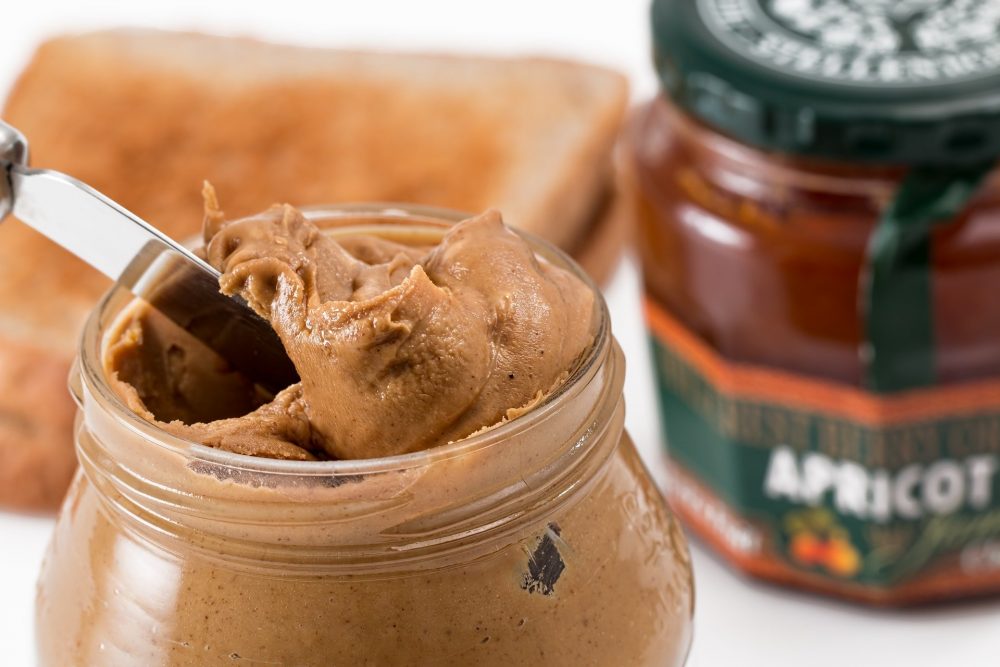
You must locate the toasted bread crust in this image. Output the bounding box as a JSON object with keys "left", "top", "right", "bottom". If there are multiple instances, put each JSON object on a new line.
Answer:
{"left": 573, "top": 191, "right": 632, "bottom": 287}
{"left": 0, "top": 30, "right": 627, "bottom": 510}
{"left": 0, "top": 339, "right": 76, "bottom": 510}
{"left": 5, "top": 30, "right": 627, "bottom": 244}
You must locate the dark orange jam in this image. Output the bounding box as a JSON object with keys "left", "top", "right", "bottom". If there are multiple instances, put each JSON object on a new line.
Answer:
{"left": 629, "top": 98, "right": 1000, "bottom": 388}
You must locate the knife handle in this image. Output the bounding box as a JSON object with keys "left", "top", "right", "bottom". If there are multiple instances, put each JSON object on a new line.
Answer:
{"left": 0, "top": 121, "right": 29, "bottom": 220}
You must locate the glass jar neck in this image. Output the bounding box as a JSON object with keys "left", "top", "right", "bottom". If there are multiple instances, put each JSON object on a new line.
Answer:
{"left": 73, "top": 208, "right": 624, "bottom": 573}
{"left": 644, "top": 96, "right": 907, "bottom": 204}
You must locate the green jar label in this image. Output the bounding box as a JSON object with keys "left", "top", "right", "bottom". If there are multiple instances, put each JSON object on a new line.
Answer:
{"left": 646, "top": 297, "right": 1000, "bottom": 602}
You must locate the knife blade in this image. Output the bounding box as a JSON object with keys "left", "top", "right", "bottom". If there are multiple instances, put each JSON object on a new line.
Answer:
{"left": 8, "top": 166, "right": 299, "bottom": 394}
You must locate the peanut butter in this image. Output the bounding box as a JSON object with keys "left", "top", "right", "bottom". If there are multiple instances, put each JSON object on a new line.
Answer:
{"left": 105, "top": 193, "right": 593, "bottom": 460}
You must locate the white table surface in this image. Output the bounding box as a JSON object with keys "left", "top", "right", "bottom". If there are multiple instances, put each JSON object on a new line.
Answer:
{"left": 2, "top": 2, "right": 1000, "bottom": 665}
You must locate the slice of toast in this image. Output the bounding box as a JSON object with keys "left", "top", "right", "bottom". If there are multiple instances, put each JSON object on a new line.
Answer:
{"left": 0, "top": 29, "right": 628, "bottom": 510}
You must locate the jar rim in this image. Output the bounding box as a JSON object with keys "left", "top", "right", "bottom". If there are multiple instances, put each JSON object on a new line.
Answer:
{"left": 77, "top": 202, "right": 611, "bottom": 479}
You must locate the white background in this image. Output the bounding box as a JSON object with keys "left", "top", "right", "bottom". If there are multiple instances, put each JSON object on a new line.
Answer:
{"left": 2, "top": 1, "right": 1000, "bottom": 665}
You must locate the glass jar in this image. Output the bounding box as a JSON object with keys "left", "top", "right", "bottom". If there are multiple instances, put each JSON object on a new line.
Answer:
{"left": 624, "top": 0, "right": 1000, "bottom": 604}
{"left": 629, "top": 98, "right": 1000, "bottom": 387}
{"left": 35, "top": 205, "right": 694, "bottom": 666}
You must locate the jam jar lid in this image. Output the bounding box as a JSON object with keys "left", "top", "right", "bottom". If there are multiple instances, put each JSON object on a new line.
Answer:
{"left": 651, "top": 0, "right": 1000, "bottom": 165}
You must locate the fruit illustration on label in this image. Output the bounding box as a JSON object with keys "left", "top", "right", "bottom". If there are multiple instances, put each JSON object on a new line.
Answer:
{"left": 784, "top": 508, "right": 861, "bottom": 577}
{"left": 789, "top": 532, "right": 826, "bottom": 564}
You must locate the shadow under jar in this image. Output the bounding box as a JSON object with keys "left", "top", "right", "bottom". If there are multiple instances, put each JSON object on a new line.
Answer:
{"left": 35, "top": 205, "right": 694, "bottom": 666}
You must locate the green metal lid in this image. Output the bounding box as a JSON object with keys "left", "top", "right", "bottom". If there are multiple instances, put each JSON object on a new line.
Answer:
{"left": 651, "top": 0, "right": 1000, "bottom": 165}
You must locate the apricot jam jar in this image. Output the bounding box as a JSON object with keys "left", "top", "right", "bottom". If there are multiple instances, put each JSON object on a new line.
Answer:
{"left": 623, "top": 0, "right": 1000, "bottom": 604}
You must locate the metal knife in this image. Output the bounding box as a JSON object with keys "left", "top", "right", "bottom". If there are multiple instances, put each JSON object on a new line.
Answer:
{"left": 0, "top": 120, "right": 298, "bottom": 393}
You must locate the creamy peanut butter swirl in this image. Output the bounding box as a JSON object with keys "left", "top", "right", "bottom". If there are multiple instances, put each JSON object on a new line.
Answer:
{"left": 106, "top": 192, "right": 594, "bottom": 460}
